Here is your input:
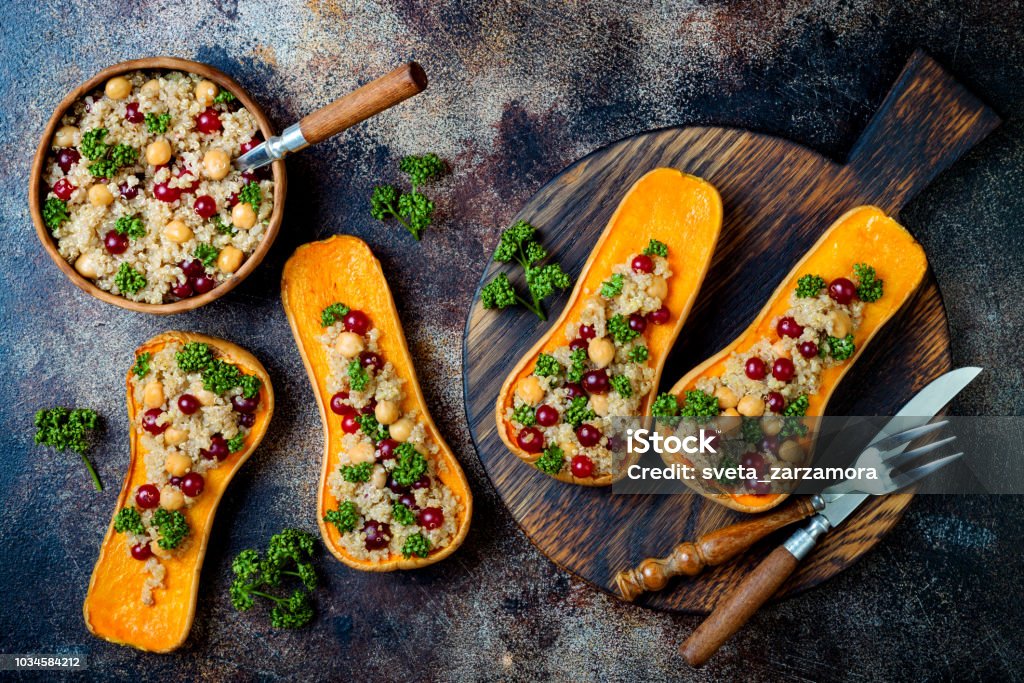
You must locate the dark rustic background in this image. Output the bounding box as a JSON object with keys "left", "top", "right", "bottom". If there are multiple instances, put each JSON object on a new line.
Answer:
{"left": 1, "top": 1, "right": 1022, "bottom": 681}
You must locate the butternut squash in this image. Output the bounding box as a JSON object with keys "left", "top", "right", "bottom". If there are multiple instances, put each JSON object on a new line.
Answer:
{"left": 668, "top": 206, "right": 928, "bottom": 512}
{"left": 83, "top": 331, "right": 274, "bottom": 652}
{"left": 281, "top": 235, "right": 472, "bottom": 570}
{"left": 495, "top": 168, "right": 723, "bottom": 485}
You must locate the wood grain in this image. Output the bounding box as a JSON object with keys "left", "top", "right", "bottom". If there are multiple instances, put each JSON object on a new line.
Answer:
{"left": 462, "top": 50, "right": 1000, "bottom": 613}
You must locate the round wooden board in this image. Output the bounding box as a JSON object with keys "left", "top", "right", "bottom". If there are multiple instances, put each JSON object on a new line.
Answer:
{"left": 462, "top": 52, "right": 999, "bottom": 613}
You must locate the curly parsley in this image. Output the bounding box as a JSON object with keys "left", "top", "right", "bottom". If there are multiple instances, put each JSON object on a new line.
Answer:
{"left": 320, "top": 303, "right": 350, "bottom": 327}
{"left": 511, "top": 403, "right": 537, "bottom": 427}
{"left": 821, "top": 334, "right": 855, "bottom": 361}
{"left": 340, "top": 462, "right": 373, "bottom": 483}
{"left": 535, "top": 445, "right": 565, "bottom": 475}
{"left": 393, "top": 442, "right": 427, "bottom": 486}
{"left": 152, "top": 508, "right": 189, "bottom": 550}
{"left": 114, "top": 263, "right": 146, "bottom": 295}
{"left": 80, "top": 128, "right": 109, "bottom": 160}
{"left": 643, "top": 239, "right": 668, "bottom": 257}
{"left": 679, "top": 389, "right": 719, "bottom": 418}
{"left": 227, "top": 433, "right": 246, "bottom": 453}
{"left": 853, "top": 263, "right": 884, "bottom": 302}
{"left": 347, "top": 360, "right": 370, "bottom": 392}
{"left": 194, "top": 243, "right": 220, "bottom": 269}
{"left": 533, "top": 354, "right": 561, "bottom": 378}
{"left": 564, "top": 396, "right": 595, "bottom": 429}
{"left": 113, "top": 507, "right": 145, "bottom": 535}
{"left": 144, "top": 112, "right": 171, "bottom": 135}
{"left": 239, "top": 181, "right": 261, "bottom": 212}
{"left": 628, "top": 345, "right": 649, "bottom": 363}
{"left": 402, "top": 532, "right": 431, "bottom": 559}
{"left": 391, "top": 502, "right": 416, "bottom": 526}
{"left": 600, "top": 273, "right": 625, "bottom": 298}
{"left": 324, "top": 501, "right": 359, "bottom": 533}
{"left": 610, "top": 375, "right": 633, "bottom": 398}
{"left": 607, "top": 314, "right": 639, "bottom": 345}
{"left": 131, "top": 352, "right": 152, "bottom": 378}
{"left": 566, "top": 348, "right": 588, "bottom": 383}
{"left": 43, "top": 198, "right": 70, "bottom": 232}
{"left": 795, "top": 274, "right": 826, "bottom": 298}
{"left": 114, "top": 215, "right": 146, "bottom": 239}
{"left": 651, "top": 392, "right": 680, "bottom": 418}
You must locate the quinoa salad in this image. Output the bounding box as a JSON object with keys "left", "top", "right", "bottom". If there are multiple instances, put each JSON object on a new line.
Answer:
{"left": 658, "top": 263, "right": 886, "bottom": 495}
{"left": 40, "top": 70, "right": 275, "bottom": 304}
{"left": 112, "top": 341, "right": 263, "bottom": 605}
{"left": 505, "top": 239, "right": 675, "bottom": 481}
{"left": 317, "top": 302, "right": 464, "bottom": 562}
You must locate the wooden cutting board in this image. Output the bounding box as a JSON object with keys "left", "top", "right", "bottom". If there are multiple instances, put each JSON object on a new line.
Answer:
{"left": 462, "top": 50, "right": 999, "bottom": 613}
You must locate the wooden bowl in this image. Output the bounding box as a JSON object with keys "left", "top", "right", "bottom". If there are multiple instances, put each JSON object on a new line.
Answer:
{"left": 28, "top": 57, "right": 287, "bottom": 315}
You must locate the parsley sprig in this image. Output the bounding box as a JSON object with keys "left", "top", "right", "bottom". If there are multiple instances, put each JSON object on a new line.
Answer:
{"left": 480, "top": 220, "right": 570, "bottom": 321}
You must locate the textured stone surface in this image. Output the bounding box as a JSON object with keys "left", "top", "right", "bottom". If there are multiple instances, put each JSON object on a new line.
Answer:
{"left": 1, "top": 1, "right": 1022, "bottom": 680}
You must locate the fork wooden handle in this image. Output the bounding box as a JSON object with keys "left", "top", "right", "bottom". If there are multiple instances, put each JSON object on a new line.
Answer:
{"left": 615, "top": 498, "right": 817, "bottom": 601}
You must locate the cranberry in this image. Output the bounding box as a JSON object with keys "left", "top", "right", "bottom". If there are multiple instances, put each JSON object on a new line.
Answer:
{"left": 418, "top": 507, "right": 444, "bottom": 530}
{"left": 195, "top": 107, "right": 222, "bottom": 134}
{"left": 142, "top": 408, "right": 167, "bottom": 435}
{"left": 571, "top": 454, "right": 594, "bottom": 478}
{"left": 152, "top": 182, "right": 181, "bottom": 203}
{"left": 241, "top": 170, "right": 259, "bottom": 184}
{"left": 628, "top": 313, "right": 647, "bottom": 334}
{"left": 569, "top": 338, "right": 588, "bottom": 352}
{"left": 761, "top": 436, "right": 780, "bottom": 456}
{"left": 231, "top": 394, "right": 259, "bottom": 413}
{"left": 172, "top": 166, "right": 198, "bottom": 193}
{"left": 177, "top": 394, "right": 200, "bottom": 415}
{"left": 52, "top": 178, "right": 75, "bottom": 200}
{"left": 766, "top": 391, "right": 785, "bottom": 414}
{"left": 119, "top": 180, "right": 139, "bottom": 199}
{"left": 360, "top": 398, "right": 377, "bottom": 415}
{"left": 344, "top": 310, "right": 371, "bottom": 334}
{"left": 376, "top": 439, "right": 399, "bottom": 461}
{"left": 576, "top": 423, "right": 602, "bottom": 447}
{"left": 56, "top": 148, "right": 80, "bottom": 173}
{"left": 104, "top": 230, "right": 129, "bottom": 255}
{"left": 362, "top": 520, "right": 391, "bottom": 551}
{"left": 798, "top": 341, "right": 819, "bottom": 358}
{"left": 744, "top": 357, "right": 766, "bottom": 380}
{"left": 397, "top": 492, "right": 418, "bottom": 509}
{"left": 169, "top": 476, "right": 183, "bottom": 487}
{"left": 411, "top": 475, "right": 432, "bottom": 490}
{"left": 136, "top": 484, "right": 160, "bottom": 509}
{"left": 201, "top": 434, "right": 229, "bottom": 461}
{"left": 124, "top": 101, "right": 144, "bottom": 123}
{"left": 170, "top": 280, "right": 194, "bottom": 299}
{"left": 341, "top": 413, "right": 361, "bottom": 434}
{"left": 776, "top": 316, "right": 803, "bottom": 338}
{"left": 647, "top": 306, "right": 670, "bottom": 325}
{"left": 194, "top": 195, "right": 217, "bottom": 218}
{"left": 330, "top": 392, "right": 352, "bottom": 415}
{"left": 578, "top": 325, "right": 596, "bottom": 340}
{"left": 582, "top": 369, "right": 609, "bottom": 394}
{"left": 131, "top": 543, "right": 153, "bottom": 561}
{"left": 516, "top": 427, "right": 544, "bottom": 454}
{"left": 741, "top": 451, "right": 767, "bottom": 475}
{"left": 747, "top": 478, "right": 772, "bottom": 495}
{"left": 772, "top": 357, "right": 795, "bottom": 382}
{"left": 238, "top": 412, "right": 256, "bottom": 428}
{"left": 386, "top": 476, "right": 410, "bottom": 495}
{"left": 180, "top": 472, "right": 205, "bottom": 497}
{"left": 179, "top": 259, "right": 205, "bottom": 277}
{"left": 359, "top": 351, "right": 384, "bottom": 372}
{"left": 828, "top": 277, "right": 857, "bottom": 305}
{"left": 226, "top": 192, "right": 239, "bottom": 208}
{"left": 192, "top": 274, "right": 216, "bottom": 294}
{"left": 631, "top": 254, "right": 654, "bottom": 273}
{"left": 240, "top": 135, "right": 262, "bottom": 154}
{"left": 564, "top": 383, "right": 586, "bottom": 400}
{"left": 535, "top": 404, "right": 559, "bottom": 427}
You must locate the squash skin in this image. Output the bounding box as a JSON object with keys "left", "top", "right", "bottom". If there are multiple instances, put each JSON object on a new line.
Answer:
{"left": 281, "top": 235, "right": 473, "bottom": 571}
{"left": 495, "top": 168, "right": 723, "bottom": 486}
{"left": 668, "top": 206, "right": 929, "bottom": 513}
{"left": 83, "top": 331, "right": 274, "bottom": 653}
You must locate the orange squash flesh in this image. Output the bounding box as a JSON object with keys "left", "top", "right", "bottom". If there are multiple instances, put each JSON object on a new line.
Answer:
{"left": 281, "top": 235, "right": 473, "bottom": 570}
{"left": 83, "top": 331, "right": 274, "bottom": 652}
{"left": 669, "top": 206, "right": 928, "bottom": 512}
{"left": 496, "top": 168, "right": 723, "bottom": 486}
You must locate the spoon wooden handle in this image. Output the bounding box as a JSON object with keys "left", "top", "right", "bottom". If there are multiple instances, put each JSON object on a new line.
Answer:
{"left": 298, "top": 62, "right": 427, "bottom": 145}
{"left": 614, "top": 498, "right": 817, "bottom": 601}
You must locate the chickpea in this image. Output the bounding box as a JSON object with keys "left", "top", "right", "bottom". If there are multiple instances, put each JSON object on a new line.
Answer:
{"left": 88, "top": 184, "right": 114, "bottom": 207}
{"left": 163, "top": 219, "right": 193, "bottom": 243}
{"left": 647, "top": 276, "right": 668, "bottom": 299}
{"left": 160, "top": 486, "right": 185, "bottom": 510}
{"left": 141, "top": 79, "right": 161, "bottom": 96}
{"left": 196, "top": 389, "right": 217, "bottom": 406}
{"left": 371, "top": 464, "right": 388, "bottom": 489}
{"left": 194, "top": 79, "right": 219, "bottom": 106}
{"left": 74, "top": 253, "right": 99, "bottom": 279}
{"left": 558, "top": 440, "right": 578, "bottom": 458}
{"left": 762, "top": 416, "right": 783, "bottom": 437}
{"left": 587, "top": 337, "right": 616, "bottom": 368}
{"left": 389, "top": 417, "right": 414, "bottom": 442}
{"left": 713, "top": 385, "right": 739, "bottom": 410}
{"left": 217, "top": 245, "right": 244, "bottom": 273}
{"left": 375, "top": 400, "right": 401, "bottom": 425}
{"left": 737, "top": 394, "right": 765, "bottom": 417}
{"left": 143, "top": 381, "right": 165, "bottom": 409}
{"left": 722, "top": 407, "right": 740, "bottom": 417}
{"left": 589, "top": 393, "right": 609, "bottom": 417}
{"left": 772, "top": 340, "right": 791, "bottom": 359}
{"left": 231, "top": 202, "right": 257, "bottom": 230}
{"left": 164, "top": 427, "right": 188, "bottom": 446}
{"left": 165, "top": 452, "right": 192, "bottom": 477}
{"left": 333, "top": 331, "right": 365, "bottom": 358}
{"left": 146, "top": 139, "right": 172, "bottom": 166}
{"left": 516, "top": 375, "right": 545, "bottom": 405}
{"left": 202, "top": 148, "right": 230, "bottom": 180}
{"left": 349, "top": 442, "right": 375, "bottom": 464}
{"left": 54, "top": 125, "right": 79, "bottom": 148}
{"left": 105, "top": 76, "right": 133, "bottom": 100}
{"left": 829, "top": 310, "right": 852, "bottom": 338}
{"left": 779, "top": 439, "right": 805, "bottom": 464}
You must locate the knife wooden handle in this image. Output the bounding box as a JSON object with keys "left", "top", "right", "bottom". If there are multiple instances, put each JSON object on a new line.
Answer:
{"left": 680, "top": 545, "right": 800, "bottom": 666}
{"left": 615, "top": 498, "right": 816, "bottom": 601}
{"left": 299, "top": 62, "right": 427, "bottom": 145}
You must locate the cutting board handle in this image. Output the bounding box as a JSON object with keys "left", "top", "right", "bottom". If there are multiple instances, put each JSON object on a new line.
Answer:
{"left": 845, "top": 49, "right": 1000, "bottom": 212}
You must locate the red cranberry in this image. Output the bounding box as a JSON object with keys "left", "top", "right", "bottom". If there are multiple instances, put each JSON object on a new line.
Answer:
{"left": 744, "top": 357, "right": 766, "bottom": 380}
{"left": 179, "top": 259, "right": 204, "bottom": 277}
{"left": 192, "top": 274, "right": 216, "bottom": 294}
{"left": 152, "top": 182, "right": 181, "bottom": 203}
{"left": 201, "top": 434, "right": 229, "bottom": 461}
{"left": 386, "top": 476, "right": 410, "bottom": 495}
{"left": 52, "top": 178, "right": 75, "bottom": 200}
{"left": 142, "top": 408, "right": 167, "bottom": 435}
{"left": 171, "top": 280, "right": 194, "bottom": 299}
{"left": 647, "top": 306, "right": 670, "bottom": 325}
{"left": 535, "top": 404, "right": 559, "bottom": 427}
{"left": 569, "top": 338, "right": 588, "bottom": 352}
{"left": 798, "top": 341, "right": 818, "bottom": 358}
{"left": 564, "top": 383, "right": 586, "bottom": 400}
{"left": 341, "top": 413, "right": 360, "bottom": 434}
{"left": 124, "top": 101, "right": 144, "bottom": 123}
{"left": 747, "top": 478, "right": 772, "bottom": 495}
{"left": 238, "top": 412, "right": 256, "bottom": 428}
{"left": 241, "top": 170, "right": 259, "bottom": 184}
{"left": 776, "top": 316, "right": 803, "bottom": 338}
{"left": 177, "top": 394, "right": 200, "bottom": 415}
{"left": 194, "top": 195, "right": 217, "bottom": 218}
{"left": 180, "top": 472, "right": 205, "bottom": 497}
{"left": 240, "top": 135, "right": 262, "bottom": 154}
{"left": 828, "top": 277, "right": 857, "bottom": 305}
{"left": 516, "top": 427, "right": 544, "bottom": 454}
{"left": 578, "top": 325, "right": 596, "bottom": 340}
{"left": 362, "top": 521, "right": 391, "bottom": 550}
{"left": 344, "top": 310, "right": 371, "bottom": 334}
{"left": 411, "top": 475, "right": 431, "bottom": 490}
{"left": 195, "top": 107, "right": 222, "bottom": 133}
{"left": 631, "top": 254, "right": 654, "bottom": 273}
{"left": 56, "top": 148, "right": 80, "bottom": 173}
{"left": 582, "top": 369, "right": 609, "bottom": 394}
{"left": 131, "top": 543, "right": 153, "bottom": 560}
{"left": 571, "top": 454, "right": 594, "bottom": 478}
{"left": 766, "top": 391, "right": 785, "bottom": 413}
{"left": 772, "top": 357, "right": 795, "bottom": 382}
{"left": 376, "top": 439, "right": 399, "bottom": 461}
{"left": 172, "top": 166, "right": 198, "bottom": 193}
{"left": 119, "top": 180, "right": 139, "bottom": 199}
{"left": 359, "top": 351, "right": 384, "bottom": 372}
{"left": 628, "top": 313, "right": 647, "bottom": 334}
{"left": 360, "top": 398, "right": 377, "bottom": 415}
{"left": 226, "top": 192, "right": 239, "bottom": 207}
{"left": 169, "top": 476, "right": 183, "bottom": 487}
{"left": 104, "top": 230, "right": 129, "bottom": 255}
{"left": 576, "top": 423, "right": 602, "bottom": 447}
{"left": 135, "top": 484, "right": 160, "bottom": 509}
{"left": 397, "top": 492, "right": 418, "bottom": 509}
{"left": 231, "top": 395, "right": 259, "bottom": 413}
{"left": 330, "top": 392, "right": 351, "bottom": 415}
{"left": 760, "top": 436, "right": 780, "bottom": 456}
{"left": 741, "top": 451, "right": 767, "bottom": 475}
{"left": 418, "top": 507, "right": 444, "bottom": 530}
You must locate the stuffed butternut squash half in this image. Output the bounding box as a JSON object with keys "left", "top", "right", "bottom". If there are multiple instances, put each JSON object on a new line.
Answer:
{"left": 662, "top": 206, "right": 928, "bottom": 513}
{"left": 84, "top": 332, "right": 274, "bottom": 652}
{"left": 496, "top": 168, "right": 723, "bottom": 485}
{"left": 281, "top": 236, "right": 472, "bottom": 571}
